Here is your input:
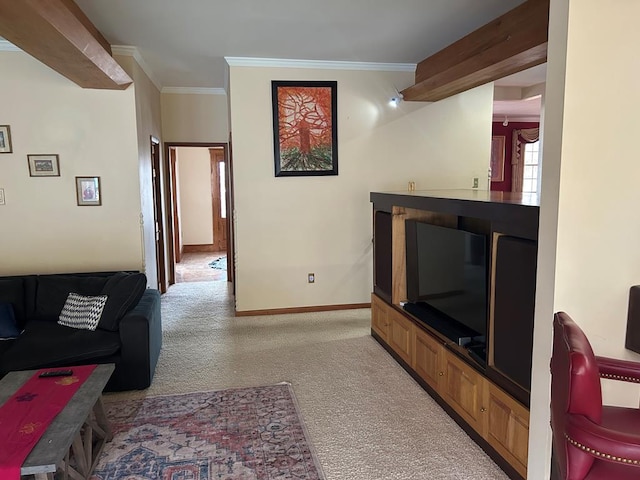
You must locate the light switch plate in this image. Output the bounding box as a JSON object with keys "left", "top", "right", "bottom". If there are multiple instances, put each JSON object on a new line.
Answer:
{"left": 0, "top": 188, "right": 5, "bottom": 205}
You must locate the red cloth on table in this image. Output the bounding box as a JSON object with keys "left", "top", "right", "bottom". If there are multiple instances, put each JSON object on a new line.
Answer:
{"left": 0, "top": 365, "right": 97, "bottom": 480}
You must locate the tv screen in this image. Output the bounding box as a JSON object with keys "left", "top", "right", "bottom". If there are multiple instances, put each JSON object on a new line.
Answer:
{"left": 405, "top": 220, "right": 488, "bottom": 337}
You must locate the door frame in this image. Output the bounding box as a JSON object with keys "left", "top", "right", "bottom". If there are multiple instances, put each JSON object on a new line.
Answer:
{"left": 150, "top": 136, "right": 167, "bottom": 293}
{"left": 209, "top": 148, "right": 227, "bottom": 252}
{"left": 163, "top": 142, "right": 232, "bottom": 285}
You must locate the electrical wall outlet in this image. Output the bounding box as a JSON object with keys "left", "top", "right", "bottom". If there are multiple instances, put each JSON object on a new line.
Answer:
{"left": 472, "top": 177, "right": 479, "bottom": 189}
{"left": 308, "top": 273, "right": 315, "bottom": 283}
{"left": 0, "top": 188, "right": 5, "bottom": 205}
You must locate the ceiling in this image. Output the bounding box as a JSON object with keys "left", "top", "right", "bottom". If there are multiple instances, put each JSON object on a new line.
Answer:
{"left": 493, "top": 63, "right": 546, "bottom": 122}
{"left": 1, "top": 0, "right": 543, "bottom": 120}
{"left": 72, "top": 0, "right": 527, "bottom": 90}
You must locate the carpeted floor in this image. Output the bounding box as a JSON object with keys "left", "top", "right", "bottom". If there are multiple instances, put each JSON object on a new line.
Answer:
{"left": 104, "top": 281, "right": 509, "bottom": 480}
{"left": 94, "top": 384, "right": 324, "bottom": 480}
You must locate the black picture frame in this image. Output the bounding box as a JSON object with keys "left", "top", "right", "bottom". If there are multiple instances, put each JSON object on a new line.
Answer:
{"left": 271, "top": 80, "right": 338, "bottom": 177}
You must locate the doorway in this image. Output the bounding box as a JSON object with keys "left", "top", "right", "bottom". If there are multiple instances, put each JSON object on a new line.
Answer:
{"left": 491, "top": 64, "right": 544, "bottom": 193}
{"left": 164, "top": 142, "right": 232, "bottom": 285}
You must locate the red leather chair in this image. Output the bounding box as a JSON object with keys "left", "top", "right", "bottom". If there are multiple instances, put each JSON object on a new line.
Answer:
{"left": 551, "top": 312, "right": 640, "bottom": 479}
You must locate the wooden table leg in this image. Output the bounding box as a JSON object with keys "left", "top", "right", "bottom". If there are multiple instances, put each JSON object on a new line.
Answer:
{"left": 92, "top": 396, "right": 112, "bottom": 441}
{"left": 59, "top": 395, "right": 113, "bottom": 479}
{"left": 33, "top": 474, "right": 55, "bottom": 480}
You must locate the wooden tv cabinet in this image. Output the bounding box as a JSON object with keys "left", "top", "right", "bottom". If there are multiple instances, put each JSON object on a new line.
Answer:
{"left": 370, "top": 189, "right": 539, "bottom": 480}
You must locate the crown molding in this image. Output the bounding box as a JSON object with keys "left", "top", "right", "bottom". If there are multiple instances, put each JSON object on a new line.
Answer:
{"left": 111, "top": 45, "right": 162, "bottom": 91}
{"left": 0, "top": 39, "right": 21, "bottom": 52}
{"left": 492, "top": 115, "right": 541, "bottom": 123}
{"left": 224, "top": 56, "right": 416, "bottom": 72}
{"left": 161, "top": 87, "right": 226, "bottom": 95}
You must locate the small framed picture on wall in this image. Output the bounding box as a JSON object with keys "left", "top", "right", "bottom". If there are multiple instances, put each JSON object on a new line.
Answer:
{"left": 28, "top": 154, "right": 60, "bottom": 177}
{"left": 0, "top": 125, "right": 13, "bottom": 153}
{"left": 76, "top": 176, "right": 102, "bottom": 206}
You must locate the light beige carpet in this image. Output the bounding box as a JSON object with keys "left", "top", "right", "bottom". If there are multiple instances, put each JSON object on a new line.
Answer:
{"left": 106, "top": 281, "right": 509, "bottom": 480}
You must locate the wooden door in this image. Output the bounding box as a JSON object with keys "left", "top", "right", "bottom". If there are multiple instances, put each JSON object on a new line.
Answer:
{"left": 413, "top": 327, "right": 445, "bottom": 392}
{"left": 371, "top": 294, "right": 390, "bottom": 342}
{"left": 483, "top": 383, "right": 529, "bottom": 478}
{"left": 209, "top": 148, "right": 227, "bottom": 252}
{"left": 169, "top": 147, "right": 181, "bottom": 265}
{"left": 151, "top": 137, "right": 166, "bottom": 293}
{"left": 442, "top": 351, "right": 485, "bottom": 432}
{"left": 387, "top": 308, "right": 413, "bottom": 365}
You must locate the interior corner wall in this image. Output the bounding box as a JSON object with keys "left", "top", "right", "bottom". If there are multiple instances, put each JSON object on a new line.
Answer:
{"left": 529, "top": 1, "right": 640, "bottom": 478}
{"left": 554, "top": 0, "right": 640, "bottom": 401}
{"left": 116, "top": 54, "right": 164, "bottom": 289}
{"left": 228, "top": 65, "right": 494, "bottom": 312}
{"left": 0, "top": 51, "right": 142, "bottom": 275}
{"left": 161, "top": 93, "right": 229, "bottom": 143}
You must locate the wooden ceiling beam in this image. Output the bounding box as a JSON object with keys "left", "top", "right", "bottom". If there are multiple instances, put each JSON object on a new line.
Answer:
{"left": 0, "top": 0, "right": 132, "bottom": 90}
{"left": 402, "top": 0, "right": 549, "bottom": 102}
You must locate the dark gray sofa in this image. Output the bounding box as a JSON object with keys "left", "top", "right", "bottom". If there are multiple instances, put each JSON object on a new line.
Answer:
{"left": 0, "top": 271, "right": 162, "bottom": 391}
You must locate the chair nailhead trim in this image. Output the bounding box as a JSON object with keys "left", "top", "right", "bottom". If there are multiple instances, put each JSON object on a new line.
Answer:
{"left": 565, "top": 434, "right": 640, "bottom": 465}
{"left": 600, "top": 373, "right": 640, "bottom": 383}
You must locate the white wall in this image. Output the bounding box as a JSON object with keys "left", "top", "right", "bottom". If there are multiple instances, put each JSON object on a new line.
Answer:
{"left": 115, "top": 53, "right": 164, "bottom": 289}
{"left": 529, "top": 1, "right": 640, "bottom": 478}
{"left": 177, "top": 147, "right": 213, "bottom": 245}
{"left": 0, "top": 51, "right": 142, "bottom": 275}
{"left": 161, "top": 92, "right": 229, "bottom": 142}
{"left": 229, "top": 65, "right": 493, "bottom": 312}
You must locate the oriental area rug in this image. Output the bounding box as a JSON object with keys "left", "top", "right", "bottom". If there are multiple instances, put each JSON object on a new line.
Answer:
{"left": 90, "top": 383, "right": 325, "bottom": 480}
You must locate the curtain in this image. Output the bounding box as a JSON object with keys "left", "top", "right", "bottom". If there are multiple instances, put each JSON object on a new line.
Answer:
{"left": 511, "top": 127, "right": 540, "bottom": 192}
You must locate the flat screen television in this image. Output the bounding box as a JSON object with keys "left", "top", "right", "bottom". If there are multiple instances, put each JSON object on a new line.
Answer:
{"left": 404, "top": 220, "right": 488, "bottom": 351}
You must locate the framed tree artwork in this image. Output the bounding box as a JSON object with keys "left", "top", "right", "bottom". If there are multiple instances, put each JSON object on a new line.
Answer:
{"left": 271, "top": 80, "right": 338, "bottom": 177}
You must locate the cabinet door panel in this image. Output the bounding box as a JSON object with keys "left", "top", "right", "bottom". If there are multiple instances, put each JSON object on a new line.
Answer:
{"left": 414, "top": 327, "right": 444, "bottom": 391}
{"left": 388, "top": 308, "right": 413, "bottom": 364}
{"left": 483, "top": 383, "right": 529, "bottom": 478}
{"left": 443, "top": 352, "right": 484, "bottom": 432}
{"left": 371, "top": 294, "right": 389, "bottom": 341}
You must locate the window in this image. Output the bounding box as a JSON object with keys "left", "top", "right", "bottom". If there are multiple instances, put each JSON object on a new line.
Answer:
{"left": 522, "top": 141, "right": 540, "bottom": 194}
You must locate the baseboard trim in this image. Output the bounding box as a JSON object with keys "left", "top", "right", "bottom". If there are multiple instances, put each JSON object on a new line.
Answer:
{"left": 235, "top": 303, "right": 371, "bottom": 317}
{"left": 183, "top": 244, "right": 216, "bottom": 253}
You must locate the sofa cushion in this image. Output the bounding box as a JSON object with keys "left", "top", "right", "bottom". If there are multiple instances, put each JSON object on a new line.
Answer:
{"left": 0, "top": 277, "right": 27, "bottom": 328}
{"left": 58, "top": 293, "right": 108, "bottom": 331}
{"left": 35, "top": 275, "right": 109, "bottom": 321}
{"left": 98, "top": 272, "right": 147, "bottom": 331}
{"left": 1, "top": 320, "right": 120, "bottom": 371}
{"left": 0, "top": 303, "right": 20, "bottom": 339}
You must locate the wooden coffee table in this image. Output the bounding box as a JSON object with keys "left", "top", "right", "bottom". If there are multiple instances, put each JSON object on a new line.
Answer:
{"left": 0, "top": 364, "right": 115, "bottom": 480}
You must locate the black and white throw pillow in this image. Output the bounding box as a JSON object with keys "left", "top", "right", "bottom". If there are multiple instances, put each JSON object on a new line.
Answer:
{"left": 58, "top": 292, "right": 108, "bottom": 331}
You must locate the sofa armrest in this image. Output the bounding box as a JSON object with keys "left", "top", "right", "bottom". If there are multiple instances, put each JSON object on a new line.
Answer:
{"left": 113, "top": 289, "right": 162, "bottom": 390}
